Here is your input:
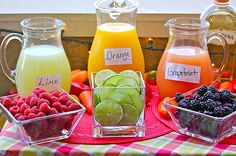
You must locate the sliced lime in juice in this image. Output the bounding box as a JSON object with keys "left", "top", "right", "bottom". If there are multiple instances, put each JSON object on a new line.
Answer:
{"left": 94, "top": 100, "right": 123, "bottom": 125}
{"left": 130, "top": 94, "right": 144, "bottom": 114}
{"left": 95, "top": 69, "right": 116, "bottom": 87}
{"left": 115, "top": 85, "right": 140, "bottom": 97}
{"left": 99, "top": 84, "right": 115, "bottom": 101}
{"left": 116, "top": 77, "right": 139, "bottom": 87}
{"left": 102, "top": 74, "right": 124, "bottom": 86}
{"left": 120, "top": 70, "right": 141, "bottom": 85}
{"left": 119, "top": 104, "right": 139, "bottom": 124}
{"left": 109, "top": 92, "right": 133, "bottom": 105}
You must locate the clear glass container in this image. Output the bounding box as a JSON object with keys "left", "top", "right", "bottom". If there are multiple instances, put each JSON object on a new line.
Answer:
{"left": 88, "top": 0, "right": 145, "bottom": 83}
{"left": 0, "top": 90, "right": 86, "bottom": 145}
{"left": 163, "top": 88, "right": 236, "bottom": 143}
{"left": 0, "top": 17, "right": 71, "bottom": 94}
{"left": 91, "top": 71, "right": 145, "bottom": 137}
{"left": 200, "top": 0, "right": 236, "bottom": 80}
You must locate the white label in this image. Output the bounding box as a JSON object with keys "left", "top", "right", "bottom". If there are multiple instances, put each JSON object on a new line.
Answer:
{"left": 208, "top": 29, "right": 236, "bottom": 45}
{"left": 104, "top": 48, "right": 132, "bottom": 66}
{"left": 36, "top": 75, "right": 61, "bottom": 90}
{"left": 165, "top": 62, "right": 201, "bottom": 84}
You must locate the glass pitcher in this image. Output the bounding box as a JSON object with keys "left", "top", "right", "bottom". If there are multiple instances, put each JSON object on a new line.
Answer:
{"left": 157, "top": 18, "right": 229, "bottom": 98}
{"left": 88, "top": 0, "right": 145, "bottom": 81}
{"left": 0, "top": 17, "right": 71, "bottom": 94}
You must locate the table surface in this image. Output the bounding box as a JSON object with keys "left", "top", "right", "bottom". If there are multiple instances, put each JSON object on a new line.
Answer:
{"left": 0, "top": 123, "right": 236, "bottom": 156}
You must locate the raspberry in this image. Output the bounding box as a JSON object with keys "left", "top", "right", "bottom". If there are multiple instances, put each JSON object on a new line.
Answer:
{"left": 29, "top": 96, "right": 39, "bottom": 107}
{"left": 37, "top": 112, "right": 46, "bottom": 117}
{"left": 50, "top": 90, "right": 60, "bottom": 98}
{"left": 20, "top": 103, "right": 30, "bottom": 113}
{"left": 60, "top": 92, "right": 67, "bottom": 97}
{"left": 66, "top": 101, "right": 73, "bottom": 107}
{"left": 39, "top": 103, "right": 51, "bottom": 114}
{"left": 49, "top": 96, "right": 59, "bottom": 104}
{"left": 61, "top": 105, "right": 68, "bottom": 112}
{"left": 39, "top": 92, "right": 50, "bottom": 100}
{"left": 68, "top": 103, "right": 80, "bottom": 111}
{"left": 17, "top": 115, "right": 27, "bottom": 121}
{"left": 9, "top": 106, "right": 20, "bottom": 115}
{"left": 1, "top": 98, "right": 12, "bottom": 108}
{"left": 48, "top": 108, "right": 58, "bottom": 115}
{"left": 24, "top": 108, "right": 34, "bottom": 116}
{"left": 28, "top": 113, "right": 37, "bottom": 119}
{"left": 37, "top": 99, "right": 50, "bottom": 107}
{"left": 25, "top": 95, "right": 33, "bottom": 105}
{"left": 14, "top": 113, "right": 23, "bottom": 119}
{"left": 59, "top": 95, "right": 69, "bottom": 104}
{"left": 16, "top": 100, "right": 25, "bottom": 107}
{"left": 52, "top": 102, "right": 62, "bottom": 112}
{"left": 32, "top": 106, "right": 39, "bottom": 114}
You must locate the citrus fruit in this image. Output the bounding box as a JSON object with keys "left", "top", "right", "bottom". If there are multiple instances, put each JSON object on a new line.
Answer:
{"left": 119, "top": 104, "right": 139, "bottom": 124}
{"left": 93, "top": 88, "right": 100, "bottom": 107}
{"left": 109, "top": 92, "right": 133, "bottom": 104}
{"left": 95, "top": 69, "right": 116, "bottom": 87}
{"left": 116, "top": 77, "right": 139, "bottom": 87}
{"left": 130, "top": 94, "right": 144, "bottom": 114}
{"left": 94, "top": 100, "right": 123, "bottom": 125}
{"left": 115, "top": 85, "right": 140, "bottom": 97}
{"left": 120, "top": 70, "right": 140, "bottom": 85}
{"left": 102, "top": 74, "right": 124, "bottom": 86}
{"left": 98, "top": 84, "right": 115, "bottom": 101}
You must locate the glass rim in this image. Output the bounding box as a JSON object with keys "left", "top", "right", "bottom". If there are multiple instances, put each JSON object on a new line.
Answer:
{"left": 165, "top": 17, "right": 210, "bottom": 31}
{"left": 20, "top": 17, "right": 64, "bottom": 32}
{"left": 94, "top": 0, "right": 139, "bottom": 13}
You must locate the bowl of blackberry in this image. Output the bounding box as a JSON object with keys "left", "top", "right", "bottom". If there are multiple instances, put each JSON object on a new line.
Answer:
{"left": 163, "top": 85, "right": 236, "bottom": 143}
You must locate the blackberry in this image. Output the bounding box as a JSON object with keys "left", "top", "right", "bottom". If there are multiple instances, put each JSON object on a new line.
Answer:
{"left": 219, "top": 90, "right": 235, "bottom": 103}
{"left": 225, "top": 103, "right": 236, "bottom": 111}
{"left": 197, "top": 85, "right": 208, "bottom": 96}
{"left": 214, "top": 107, "right": 225, "bottom": 117}
{"left": 189, "top": 99, "right": 200, "bottom": 111}
{"left": 201, "top": 91, "right": 215, "bottom": 101}
{"left": 204, "top": 99, "right": 221, "bottom": 111}
{"left": 207, "top": 85, "right": 218, "bottom": 93}
{"left": 203, "top": 110, "right": 214, "bottom": 116}
{"left": 192, "top": 92, "right": 201, "bottom": 100}
{"left": 213, "top": 92, "right": 221, "bottom": 101}
{"left": 175, "top": 93, "right": 184, "bottom": 102}
{"left": 222, "top": 106, "right": 234, "bottom": 116}
{"left": 178, "top": 98, "right": 190, "bottom": 109}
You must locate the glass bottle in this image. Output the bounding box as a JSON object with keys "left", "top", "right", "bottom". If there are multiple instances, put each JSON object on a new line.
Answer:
{"left": 88, "top": 0, "right": 145, "bottom": 82}
{"left": 200, "top": 0, "right": 236, "bottom": 80}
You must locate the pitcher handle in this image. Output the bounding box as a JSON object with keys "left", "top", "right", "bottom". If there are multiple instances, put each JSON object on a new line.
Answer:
{"left": 0, "top": 33, "right": 23, "bottom": 83}
{"left": 207, "top": 33, "right": 229, "bottom": 81}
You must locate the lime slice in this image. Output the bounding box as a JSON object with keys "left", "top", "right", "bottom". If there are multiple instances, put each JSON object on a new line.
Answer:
{"left": 116, "top": 77, "right": 139, "bottom": 87}
{"left": 102, "top": 74, "right": 124, "bottom": 86}
{"left": 93, "top": 88, "right": 100, "bottom": 108}
{"left": 130, "top": 94, "right": 144, "bottom": 114}
{"left": 109, "top": 92, "right": 133, "bottom": 104}
{"left": 119, "top": 104, "right": 139, "bottom": 124}
{"left": 115, "top": 85, "right": 140, "bottom": 97}
{"left": 95, "top": 69, "right": 116, "bottom": 87}
{"left": 99, "top": 84, "right": 115, "bottom": 101}
{"left": 120, "top": 70, "right": 141, "bottom": 85}
{"left": 94, "top": 100, "right": 123, "bottom": 125}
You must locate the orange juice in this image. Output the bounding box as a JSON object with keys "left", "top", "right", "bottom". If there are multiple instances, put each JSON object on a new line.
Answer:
{"left": 157, "top": 46, "right": 213, "bottom": 98}
{"left": 88, "top": 23, "right": 145, "bottom": 81}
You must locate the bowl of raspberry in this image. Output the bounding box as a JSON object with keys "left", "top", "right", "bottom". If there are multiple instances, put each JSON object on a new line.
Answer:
{"left": 163, "top": 85, "right": 236, "bottom": 143}
{"left": 0, "top": 87, "right": 86, "bottom": 145}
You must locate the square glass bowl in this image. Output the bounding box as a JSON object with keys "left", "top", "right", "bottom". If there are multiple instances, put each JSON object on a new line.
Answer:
{"left": 0, "top": 90, "right": 86, "bottom": 145}
{"left": 91, "top": 71, "right": 146, "bottom": 138}
{"left": 163, "top": 89, "right": 236, "bottom": 143}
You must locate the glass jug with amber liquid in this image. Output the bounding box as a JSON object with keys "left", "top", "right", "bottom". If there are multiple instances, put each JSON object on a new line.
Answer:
{"left": 88, "top": 0, "right": 145, "bottom": 81}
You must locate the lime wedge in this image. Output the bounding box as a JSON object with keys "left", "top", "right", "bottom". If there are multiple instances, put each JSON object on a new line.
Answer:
{"left": 99, "top": 84, "right": 115, "bottom": 101}
{"left": 120, "top": 70, "right": 141, "bottom": 85}
{"left": 94, "top": 100, "right": 123, "bottom": 125}
{"left": 116, "top": 77, "right": 139, "bottom": 87}
{"left": 115, "top": 85, "right": 140, "bottom": 97}
{"left": 109, "top": 92, "right": 133, "bottom": 104}
{"left": 102, "top": 74, "right": 124, "bottom": 86}
{"left": 95, "top": 69, "right": 116, "bottom": 86}
{"left": 119, "top": 104, "right": 139, "bottom": 124}
{"left": 93, "top": 88, "right": 100, "bottom": 108}
{"left": 130, "top": 94, "right": 144, "bottom": 114}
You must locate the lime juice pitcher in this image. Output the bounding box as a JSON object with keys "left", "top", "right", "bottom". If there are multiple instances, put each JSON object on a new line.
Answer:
{"left": 0, "top": 17, "right": 71, "bottom": 94}
{"left": 156, "top": 18, "right": 229, "bottom": 98}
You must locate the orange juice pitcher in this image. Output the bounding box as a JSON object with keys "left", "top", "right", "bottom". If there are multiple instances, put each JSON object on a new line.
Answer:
{"left": 157, "top": 18, "right": 229, "bottom": 98}
{"left": 88, "top": 0, "right": 145, "bottom": 81}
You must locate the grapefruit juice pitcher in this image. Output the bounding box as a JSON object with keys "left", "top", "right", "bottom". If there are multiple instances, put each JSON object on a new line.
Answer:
{"left": 88, "top": 0, "right": 145, "bottom": 82}
{"left": 0, "top": 17, "right": 71, "bottom": 94}
{"left": 157, "top": 18, "right": 229, "bottom": 98}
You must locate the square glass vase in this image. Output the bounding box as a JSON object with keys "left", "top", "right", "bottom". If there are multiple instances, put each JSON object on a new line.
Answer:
{"left": 91, "top": 71, "right": 146, "bottom": 138}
